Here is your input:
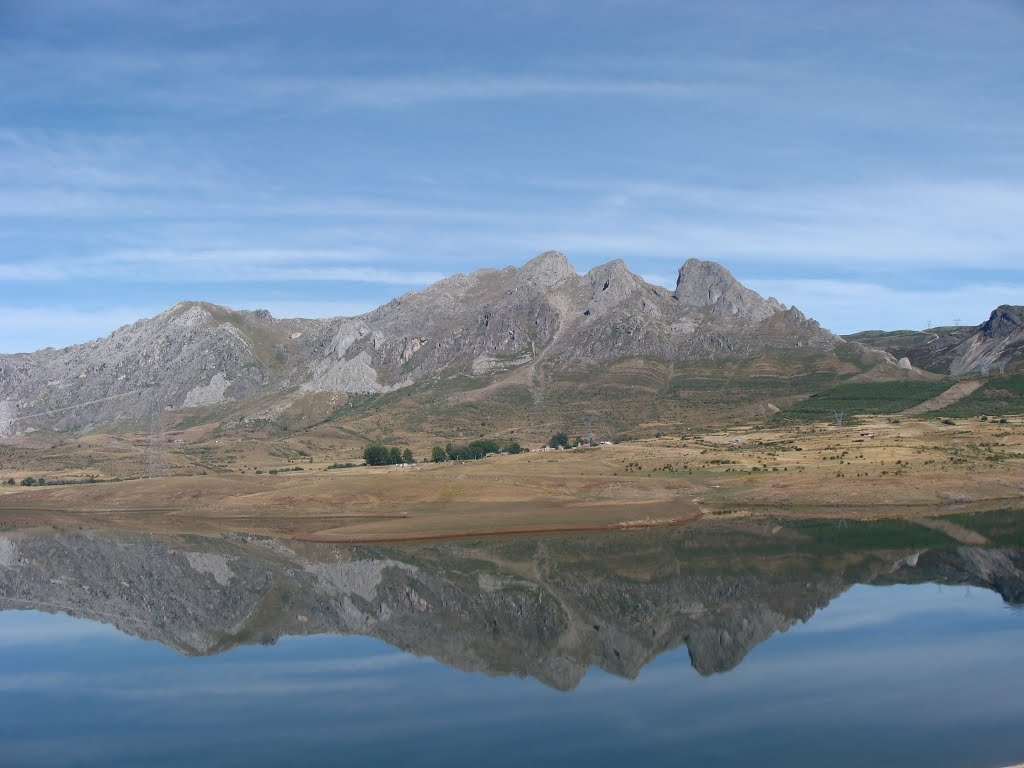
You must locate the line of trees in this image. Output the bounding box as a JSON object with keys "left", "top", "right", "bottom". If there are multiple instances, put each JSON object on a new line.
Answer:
{"left": 431, "top": 439, "right": 524, "bottom": 462}
{"left": 363, "top": 445, "right": 415, "bottom": 466}
{"left": 365, "top": 431, "right": 591, "bottom": 467}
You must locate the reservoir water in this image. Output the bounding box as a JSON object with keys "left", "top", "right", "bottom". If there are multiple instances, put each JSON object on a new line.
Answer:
{"left": 1, "top": 514, "right": 1022, "bottom": 767}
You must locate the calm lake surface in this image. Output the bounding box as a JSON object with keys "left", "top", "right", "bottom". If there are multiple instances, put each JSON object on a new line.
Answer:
{"left": 1, "top": 513, "right": 1022, "bottom": 767}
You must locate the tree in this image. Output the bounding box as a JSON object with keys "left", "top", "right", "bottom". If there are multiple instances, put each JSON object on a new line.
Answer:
{"left": 20, "top": 476, "right": 36, "bottom": 486}
{"left": 431, "top": 445, "right": 447, "bottom": 463}
{"left": 363, "top": 445, "right": 390, "bottom": 466}
{"left": 402, "top": 448, "right": 415, "bottom": 464}
{"left": 507, "top": 442, "right": 524, "bottom": 454}
{"left": 389, "top": 447, "right": 403, "bottom": 465}
{"left": 548, "top": 432, "right": 569, "bottom": 449}
{"left": 445, "top": 439, "right": 501, "bottom": 461}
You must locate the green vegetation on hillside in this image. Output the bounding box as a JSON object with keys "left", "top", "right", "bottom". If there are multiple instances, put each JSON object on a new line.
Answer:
{"left": 774, "top": 380, "right": 950, "bottom": 423}
{"left": 934, "top": 375, "right": 1024, "bottom": 418}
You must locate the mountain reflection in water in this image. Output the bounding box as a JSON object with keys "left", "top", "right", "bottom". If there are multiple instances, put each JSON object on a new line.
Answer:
{"left": 1, "top": 513, "right": 1022, "bottom": 690}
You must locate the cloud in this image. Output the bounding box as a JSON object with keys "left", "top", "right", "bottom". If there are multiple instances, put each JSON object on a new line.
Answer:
{"left": 0, "top": 249, "right": 445, "bottom": 286}
{"left": 244, "top": 74, "right": 725, "bottom": 110}
{"left": 520, "top": 177, "right": 1024, "bottom": 269}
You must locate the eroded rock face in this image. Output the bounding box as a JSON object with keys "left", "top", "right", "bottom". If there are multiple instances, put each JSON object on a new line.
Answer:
{"left": 0, "top": 253, "right": 840, "bottom": 435}
{"left": 1, "top": 527, "right": 1019, "bottom": 689}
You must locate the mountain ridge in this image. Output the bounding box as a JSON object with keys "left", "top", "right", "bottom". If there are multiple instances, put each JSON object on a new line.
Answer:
{"left": 1, "top": 252, "right": 844, "bottom": 438}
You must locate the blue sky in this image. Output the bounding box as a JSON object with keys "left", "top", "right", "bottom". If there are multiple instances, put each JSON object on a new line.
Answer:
{"left": 2, "top": 0, "right": 1022, "bottom": 352}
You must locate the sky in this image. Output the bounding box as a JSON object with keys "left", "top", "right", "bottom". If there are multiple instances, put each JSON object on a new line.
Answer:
{"left": 1, "top": 0, "right": 1022, "bottom": 353}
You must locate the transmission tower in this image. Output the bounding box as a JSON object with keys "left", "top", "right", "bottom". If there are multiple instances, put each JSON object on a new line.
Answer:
{"left": 582, "top": 414, "right": 593, "bottom": 446}
{"left": 833, "top": 410, "right": 846, "bottom": 428}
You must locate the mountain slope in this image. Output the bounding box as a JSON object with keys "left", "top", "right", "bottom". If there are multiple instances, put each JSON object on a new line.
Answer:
{"left": 2, "top": 252, "right": 865, "bottom": 439}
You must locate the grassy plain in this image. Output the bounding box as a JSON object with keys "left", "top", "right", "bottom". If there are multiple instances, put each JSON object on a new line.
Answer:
{"left": 1, "top": 414, "right": 1021, "bottom": 542}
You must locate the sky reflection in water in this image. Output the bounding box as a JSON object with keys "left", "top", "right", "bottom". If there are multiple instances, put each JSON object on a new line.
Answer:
{"left": 1, "top": 583, "right": 1022, "bottom": 767}
{"left": 2, "top": 518, "right": 1024, "bottom": 767}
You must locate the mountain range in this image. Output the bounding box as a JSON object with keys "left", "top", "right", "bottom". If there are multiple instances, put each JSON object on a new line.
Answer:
{"left": 0, "top": 252, "right": 1020, "bottom": 443}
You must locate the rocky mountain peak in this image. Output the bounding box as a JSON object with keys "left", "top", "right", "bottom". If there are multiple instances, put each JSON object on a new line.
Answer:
{"left": 519, "top": 250, "right": 576, "bottom": 286}
{"left": 580, "top": 259, "right": 649, "bottom": 316}
{"left": 674, "top": 259, "right": 736, "bottom": 302}
{"left": 673, "top": 258, "right": 777, "bottom": 322}
{"left": 982, "top": 305, "right": 1023, "bottom": 339}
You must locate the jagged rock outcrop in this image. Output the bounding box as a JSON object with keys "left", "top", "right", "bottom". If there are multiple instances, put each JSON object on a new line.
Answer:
{"left": 0, "top": 252, "right": 840, "bottom": 436}
{"left": 1, "top": 527, "right": 1020, "bottom": 689}
{"left": 673, "top": 259, "right": 784, "bottom": 323}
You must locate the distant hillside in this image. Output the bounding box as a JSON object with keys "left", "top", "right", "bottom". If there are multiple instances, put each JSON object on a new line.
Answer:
{"left": 846, "top": 305, "right": 1024, "bottom": 376}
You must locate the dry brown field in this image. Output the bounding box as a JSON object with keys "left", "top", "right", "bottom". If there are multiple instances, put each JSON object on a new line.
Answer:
{"left": 1, "top": 413, "right": 1021, "bottom": 541}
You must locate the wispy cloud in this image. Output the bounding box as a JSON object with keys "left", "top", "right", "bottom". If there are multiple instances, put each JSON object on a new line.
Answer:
{"left": 245, "top": 74, "right": 727, "bottom": 110}
{"left": 520, "top": 177, "right": 1024, "bottom": 268}
{"left": 0, "top": 249, "right": 445, "bottom": 286}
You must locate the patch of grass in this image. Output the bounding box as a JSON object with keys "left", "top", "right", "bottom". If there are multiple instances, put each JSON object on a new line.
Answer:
{"left": 774, "top": 380, "right": 950, "bottom": 423}
{"left": 934, "top": 374, "right": 1024, "bottom": 418}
